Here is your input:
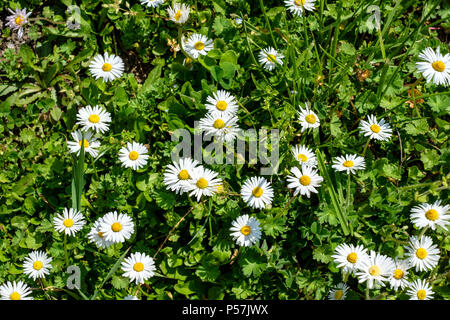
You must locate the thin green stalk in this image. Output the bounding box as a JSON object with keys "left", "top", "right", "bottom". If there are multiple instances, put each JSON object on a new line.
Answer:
{"left": 64, "top": 234, "right": 69, "bottom": 267}
{"left": 361, "top": 137, "right": 371, "bottom": 157}
{"left": 259, "top": 0, "right": 277, "bottom": 49}
{"left": 377, "top": 26, "right": 386, "bottom": 61}
{"left": 365, "top": 283, "right": 370, "bottom": 300}
{"left": 418, "top": 226, "right": 428, "bottom": 239}
{"left": 346, "top": 173, "right": 351, "bottom": 212}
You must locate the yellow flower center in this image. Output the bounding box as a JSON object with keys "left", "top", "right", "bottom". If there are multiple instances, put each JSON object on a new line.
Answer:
{"left": 417, "top": 289, "right": 427, "bottom": 300}
{"left": 79, "top": 139, "right": 90, "bottom": 148}
{"left": 393, "top": 269, "right": 404, "bottom": 280}
{"left": 298, "top": 154, "right": 308, "bottom": 162}
{"left": 33, "top": 261, "right": 43, "bottom": 271}
{"left": 15, "top": 16, "right": 24, "bottom": 25}
{"left": 128, "top": 151, "right": 139, "bottom": 160}
{"left": 88, "top": 114, "right": 100, "bottom": 123}
{"left": 174, "top": 10, "right": 182, "bottom": 21}
{"left": 178, "top": 169, "right": 190, "bottom": 180}
{"left": 369, "top": 265, "right": 381, "bottom": 276}
{"left": 98, "top": 231, "right": 104, "bottom": 238}
{"left": 299, "top": 175, "right": 311, "bottom": 186}
{"left": 431, "top": 61, "right": 445, "bottom": 72}
{"left": 267, "top": 54, "right": 277, "bottom": 62}
{"left": 416, "top": 248, "right": 427, "bottom": 260}
{"left": 294, "top": 0, "right": 307, "bottom": 6}
{"left": 334, "top": 290, "right": 343, "bottom": 300}
{"left": 133, "top": 262, "right": 145, "bottom": 272}
{"left": 194, "top": 41, "right": 205, "bottom": 51}
{"left": 10, "top": 292, "right": 21, "bottom": 300}
{"left": 252, "top": 186, "right": 263, "bottom": 198}
{"left": 213, "top": 119, "right": 225, "bottom": 129}
{"left": 111, "top": 222, "right": 122, "bottom": 232}
{"left": 102, "top": 63, "right": 112, "bottom": 72}
{"left": 196, "top": 178, "right": 209, "bottom": 189}
{"left": 240, "top": 225, "right": 251, "bottom": 236}
{"left": 305, "top": 114, "right": 316, "bottom": 124}
{"left": 63, "top": 218, "right": 74, "bottom": 228}
{"left": 425, "top": 209, "right": 438, "bottom": 221}
{"left": 370, "top": 124, "right": 381, "bottom": 133}
{"left": 216, "top": 184, "right": 224, "bottom": 193}
{"left": 216, "top": 100, "right": 228, "bottom": 111}
{"left": 343, "top": 160, "right": 354, "bottom": 168}
{"left": 346, "top": 252, "right": 357, "bottom": 264}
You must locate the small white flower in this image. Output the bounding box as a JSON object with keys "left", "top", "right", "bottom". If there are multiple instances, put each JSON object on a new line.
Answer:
{"left": 410, "top": 200, "right": 450, "bottom": 231}
{"left": 167, "top": 2, "right": 190, "bottom": 24}
{"left": 140, "top": 0, "right": 164, "bottom": 8}
{"left": 198, "top": 111, "right": 240, "bottom": 143}
{"left": 258, "top": 47, "right": 284, "bottom": 71}
{"left": 406, "top": 279, "right": 434, "bottom": 300}
{"left": 286, "top": 165, "right": 323, "bottom": 198}
{"left": 163, "top": 157, "right": 201, "bottom": 195}
{"left": 240, "top": 176, "right": 274, "bottom": 210}
{"left": 53, "top": 208, "right": 85, "bottom": 237}
{"left": 359, "top": 115, "right": 393, "bottom": 141}
{"left": 118, "top": 141, "right": 149, "bottom": 171}
{"left": 328, "top": 282, "right": 349, "bottom": 300}
{"left": 99, "top": 211, "right": 135, "bottom": 244}
{"left": 121, "top": 252, "right": 156, "bottom": 284}
{"left": 67, "top": 130, "right": 101, "bottom": 158}
{"left": 183, "top": 33, "right": 214, "bottom": 59}
{"left": 88, "top": 217, "right": 115, "bottom": 249}
{"left": 291, "top": 145, "right": 317, "bottom": 167}
{"left": 331, "top": 243, "right": 369, "bottom": 275}
{"left": 404, "top": 235, "right": 440, "bottom": 272}
{"left": 416, "top": 47, "right": 450, "bottom": 87}
{"left": 332, "top": 154, "right": 366, "bottom": 174}
{"left": 183, "top": 166, "right": 222, "bottom": 201}
{"left": 284, "top": 0, "right": 316, "bottom": 17}
{"left": 76, "top": 105, "right": 111, "bottom": 134}
{"left": 388, "top": 259, "right": 411, "bottom": 291}
{"left": 0, "top": 281, "right": 33, "bottom": 300}
{"left": 297, "top": 103, "right": 320, "bottom": 132}
{"left": 23, "top": 251, "right": 53, "bottom": 281}
{"left": 89, "top": 52, "right": 125, "bottom": 83}
{"left": 355, "top": 251, "right": 396, "bottom": 289}
{"left": 5, "top": 8, "right": 32, "bottom": 38}
{"left": 229, "top": 214, "right": 262, "bottom": 247}
{"left": 205, "top": 90, "right": 239, "bottom": 115}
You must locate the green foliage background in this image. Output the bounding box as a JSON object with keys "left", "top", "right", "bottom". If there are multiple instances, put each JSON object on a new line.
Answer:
{"left": 0, "top": 0, "right": 449, "bottom": 300}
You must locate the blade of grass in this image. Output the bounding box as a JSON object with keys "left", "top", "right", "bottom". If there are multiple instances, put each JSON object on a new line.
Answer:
{"left": 71, "top": 131, "right": 85, "bottom": 212}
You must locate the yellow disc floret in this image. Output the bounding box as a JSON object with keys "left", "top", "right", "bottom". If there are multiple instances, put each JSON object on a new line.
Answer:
{"left": 102, "top": 63, "right": 112, "bottom": 72}
{"left": 346, "top": 252, "right": 357, "bottom": 264}
{"left": 133, "top": 262, "right": 145, "bottom": 272}
{"left": 111, "top": 222, "right": 123, "bottom": 232}
{"left": 432, "top": 61, "right": 445, "bottom": 73}
{"left": 252, "top": 187, "right": 263, "bottom": 198}
{"left": 425, "top": 209, "right": 438, "bottom": 221}
{"left": 63, "top": 219, "right": 74, "bottom": 228}
{"left": 128, "top": 151, "right": 139, "bottom": 160}
{"left": 416, "top": 248, "right": 427, "bottom": 260}
{"left": 88, "top": 114, "right": 100, "bottom": 123}
{"left": 240, "top": 225, "right": 251, "bottom": 236}
{"left": 178, "top": 169, "right": 190, "bottom": 180}
{"left": 196, "top": 178, "right": 209, "bottom": 189}
{"left": 299, "top": 175, "right": 311, "bottom": 186}
{"left": 194, "top": 42, "right": 205, "bottom": 51}
{"left": 216, "top": 100, "right": 228, "bottom": 111}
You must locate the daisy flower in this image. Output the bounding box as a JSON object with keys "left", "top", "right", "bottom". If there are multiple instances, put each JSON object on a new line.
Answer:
{"left": 67, "top": 130, "right": 100, "bottom": 158}
{"left": 331, "top": 243, "right": 369, "bottom": 275}
{"left": 23, "top": 250, "right": 53, "bottom": 281}
{"left": 0, "top": 281, "right": 33, "bottom": 300}
{"left": 286, "top": 165, "right": 323, "bottom": 198}
{"left": 199, "top": 111, "right": 240, "bottom": 143}
{"left": 167, "top": 2, "right": 190, "bottom": 24}
{"left": 5, "top": 8, "right": 32, "bottom": 38}
{"left": 229, "top": 214, "right": 262, "bottom": 247}
{"left": 410, "top": 200, "right": 450, "bottom": 231}
{"left": 99, "top": 211, "right": 135, "bottom": 244}
{"left": 240, "top": 176, "right": 274, "bottom": 210}
{"left": 359, "top": 115, "right": 393, "bottom": 141}
{"left": 87, "top": 217, "right": 114, "bottom": 249}
{"left": 406, "top": 279, "right": 434, "bottom": 300}
{"left": 416, "top": 47, "right": 450, "bottom": 87}
{"left": 284, "top": 0, "right": 316, "bottom": 17}
{"left": 388, "top": 259, "right": 411, "bottom": 291}
{"left": 184, "top": 166, "right": 222, "bottom": 201}
{"left": 53, "top": 208, "right": 85, "bottom": 237}
{"left": 355, "top": 251, "right": 396, "bottom": 289}
{"left": 291, "top": 145, "right": 317, "bottom": 167}
{"left": 121, "top": 252, "right": 156, "bottom": 284}
{"left": 297, "top": 103, "right": 320, "bottom": 132}
{"left": 89, "top": 52, "right": 125, "bottom": 83}
{"left": 183, "top": 33, "right": 214, "bottom": 59}
{"left": 163, "top": 157, "right": 200, "bottom": 195}
{"left": 328, "top": 283, "right": 349, "bottom": 300}
{"left": 118, "top": 141, "right": 149, "bottom": 171}
{"left": 258, "top": 47, "right": 284, "bottom": 71}
{"left": 332, "top": 154, "right": 366, "bottom": 174}
{"left": 404, "top": 235, "right": 440, "bottom": 272}
{"left": 205, "top": 90, "right": 239, "bottom": 115}
{"left": 140, "top": 0, "right": 164, "bottom": 8}
{"left": 76, "top": 105, "right": 112, "bottom": 134}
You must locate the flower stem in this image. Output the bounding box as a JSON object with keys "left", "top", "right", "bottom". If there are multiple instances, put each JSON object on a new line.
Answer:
{"left": 365, "top": 283, "right": 370, "bottom": 300}
{"left": 418, "top": 226, "right": 428, "bottom": 239}
{"left": 64, "top": 234, "right": 69, "bottom": 267}
{"left": 361, "top": 137, "right": 371, "bottom": 157}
